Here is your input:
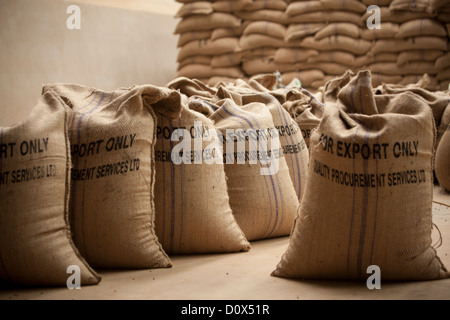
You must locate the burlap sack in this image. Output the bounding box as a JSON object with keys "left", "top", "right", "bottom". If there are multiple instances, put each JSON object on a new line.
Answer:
{"left": 371, "top": 37, "right": 448, "bottom": 54}
{"left": 168, "top": 77, "right": 217, "bottom": 101}
{"left": 178, "top": 55, "right": 213, "bottom": 70}
{"left": 285, "top": 23, "right": 326, "bottom": 42}
{"left": 242, "top": 58, "right": 292, "bottom": 76}
{"left": 354, "top": 53, "right": 399, "bottom": 69}
{"left": 235, "top": 10, "right": 289, "bottom": 25}
{"left": 400, "top": 75, "right": 441, "bottom": 91}
{"left": 0, "top": 91, "right": 100, "bottom": 286}
{"left": 175, "top": 13, "right": 241, "bottom": 34}
{"left": 212, "top": 0, "right": 252, "bottom": 13}
{"left": 290, "top": 11, "right": 364, "bottom": 27}
{"left": 283, "top": 87, "right": 325, "bottom": 148}
{"left": 436, "top": 52, "right": 450, "bottom": 70}
{"left": 178, "top": 64, "right": 215, "bottom": 79}
{"left": 286, "top": 1, "right": 325, "bottom": 17}
{"left": 274, "top": 48, "right": 319, "bottom": 64}
{"left": 272, "top": 70, "right": 450, "bottom": 281}
{"left": 437, "top": 68, "right": 450, "bottom": 81}
{"left": 175, "top": 2, "right": 213, "bottom": 18}
{"left": 43, "top": 84, "right": 181, "bottom": 269}
{"left": 390, "top": 0, "right": 435, "bottom": 14}
{"left": 211, "top": 52, "right": 243, "bottom": 68}
{"left": 397, "top": 50, "right": 444, "bottom": 66}
{"left": 314, "top": 23, "right": 362, "bottom": 40}
{"left": 397, "top": 19, "right": 448, "bottom": 38}
{"left": 177, "top": 38, "right": 240, "bottom": 62}
{"left": 320, "top": 0, "right": 367, "bottom": 13}
{"left": 239, "top": 34, "right": 289, "bottom": 51}
{"left": 437, "top": 106, "right": 450, "bottom": 148}
{"left": 241, "top": 47, "right": 277, "bottom": 62}
{"left": 361, "top": 7, "right": 435, "bottom": 23}
{"left": 362, "top": 0, "right": 393, "bottom": 5}
{"left": 368, "top": 62, "right": 438, "bottom": 76}
{"left": 209, "top": 99, "right": 300, "bottom": 241}
{"left": 211, "top": 27, "right": 243, "bottom": 40}
{"left": 300, "top": 36, "right": 372, "bottom": 55}
{"left": 243, "top": 21, "right": 286, "bottom": 39}
{"left": 307, "top": 52, "right": 356, "bottom": 67}
{"left": 215, "top": 86, "right": 310, "bottom": 201}
{"left": 243, "top": 0, "right": 287, "bottom": 12}
{"left": 154, "top": 102, "right": 251, "bottom": 254}
{"left": 360, "top": 23, "right": 399, "bottom": 41}
{"left": 177, "top": 30, "right": 212, "bottom": 48}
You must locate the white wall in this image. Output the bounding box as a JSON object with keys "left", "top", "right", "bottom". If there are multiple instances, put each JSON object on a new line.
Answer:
{"left": 0, "top": 0, "right": 181, "bottom": 126}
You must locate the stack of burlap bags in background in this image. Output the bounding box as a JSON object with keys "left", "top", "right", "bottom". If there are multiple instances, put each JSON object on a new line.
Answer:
{"left": 175, "top": 0, "right": 245, "bottom": 84}
{"left": 175, "top": 0, "right": 450, "bottom": 91}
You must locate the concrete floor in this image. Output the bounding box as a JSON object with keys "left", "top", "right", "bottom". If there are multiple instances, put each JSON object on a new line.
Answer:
{"left": 1, "top": 187, "right": 449, "bottom": 300}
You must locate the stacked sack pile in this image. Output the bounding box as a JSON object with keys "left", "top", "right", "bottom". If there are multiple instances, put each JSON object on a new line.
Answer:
{"left": 281, "top": 0, "right": 370, "bottom": 88}
{"left": 175, "top": 0, "right": 245, "bottom": 85}
{"left": 358, "top": 0, "right": 450, "bottom": 90}
{"left": 175, "top": 0, "right": 450, "bottom": 91}
{"left": 237, "top": 0, "right": 291, "bottom": 80}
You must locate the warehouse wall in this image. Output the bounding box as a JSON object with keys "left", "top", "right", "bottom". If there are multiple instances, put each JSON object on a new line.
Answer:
{"left": 0, "top": 0, "right": 180, "bottom": 127}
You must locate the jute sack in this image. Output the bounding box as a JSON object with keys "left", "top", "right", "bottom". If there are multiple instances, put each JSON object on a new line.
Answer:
{"left": 397, "top": 19, "right": 448, "bottom": 38}
{"left": 43, "top": 84, "right": 181, "bottom": 269}
{"left": 397, "top": 50, "right": 444, "bottom": 66}
{"left": 285, "top": 23, "right": 326, "bottom": 42}
{"left": 437, "top": 106, "right": 450, "bottom": 148}
{"left": 360, "top": 23, "right": 399, "bottom": 41}
{"left": 211, "top": 52, "right": 243, "bottom": 68}
{"left": 216, "top": 86, "right": 310, "bottom": 201}
{"left": 212, "top": 0, "right": 252, "bottom": 13}
{"left": 209, "top": 98, "right": 300, "bottom": 241}
{"left": 243, "top": 21, "right": 286, "bottom": 39}
{"left": 272, "top": 70, "right": 450, "bottom": 281}
{"left": 243, "top": 0, "right": 287, "bottom": 12}
{"left": 174, "top": 13, "right": 241, "bottom": 34}
{"left": 354, "top": 53, "right": 399, "bottom": 69}
{"left": 368, "top": 62, "right": 438, "bottom": 76}
{"left": 177, "top": 38, "right": 240, "bottom": 62}
{"left": 0, "top": 92, "right": 100, "bottom": 286}
{"left": 435, "top": 126, "right": 450, "bottom": 192}
{"left": 390, "top": 0, "right": 435, "bottom": 14}
{"left": 239, "top": 34, "right": 290, "bottom": 51}
{"left": 235, "top": 10, "right": 289, "bottom": 25}
{"left": 290, "top": 11, "right": 365, "bottom": 27}
{"left": 282, "top": 87, "right": 325, "bottom": 148}
{"left": 154, "top": 102, "right": 251, "bottom": 254}
{"left": 178, "top": 55, "right": 213, "bottom": 70}
{"left": 168, "top": 77, "right": 217, "bottom": 101}
{"left": 314, "top": 23, "right": 362, "bottom": 40}
{"left": 400, "top": 75, "right": 441, "bottom": 91}
{"left": 178, "top": 64, "right": 215, "bottom": 79}
{"left": 274, "top": 48, "right": 319, "bottom": 64}
{"left": 435, "top": 52, "right": 450, "bottom": 70}
{"left": 437, "top": 68, "right": 450, "bottom": 81}
{"left": 241, "top": 47, "right": 277, "bottom": 63}
{"left": 300, "top": 36, "right": 372, "bottom": 56}
{"left": 320, "top": 0, "right": 367, "bottom": 13}
{"left": 361, "top": 7, "right": 435, "bottom": 24}
{"left": 175, "top": 2, "right": 213, "bottom": 18}
{"left": 371, "top": 37, "right": 448, "bottom": 54}
{"left": 286, "top": 1, "right": 325, "bottom": 17}
{"left": 362, "top": 0, "right": 393, "bottom": 5}
{"left": 211, "top": 27, "right": 243, "bottom": 40}
{"left": 242, "top": 59, "right": 293, "bottom": 76}
{"left": 307, "top": 51, "right": 356, "bottom": 67}
{"left": 177, "top": 31, "right": 212, "bottom": 48}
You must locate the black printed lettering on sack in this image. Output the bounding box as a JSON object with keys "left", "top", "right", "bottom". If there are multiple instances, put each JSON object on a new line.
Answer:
{"left": 276, "top": 124, "right": 299, "bottom": 137}
{"left": 282, "top": 140, "right": 307, "bottom": 155}
{"left": 0, "top": 171, "right": 10, "bottom": 185}
{"left": 302, "top": 129, "right": 311, "bottom": 140}
{"left": 71, "top": 133, "right": 138, "bottom": 158}
{"left": 9, "top": 164, "right": 57, "bottom": 184}
{"left": 94, "top": 159, "right": 140, "bottom": 179}
{"left": 156, "top": 126, "right": 211, "bottom": 140}
{"left": 319, "top": 133, "right": 420, "bottom": 160}
{"left": 1, "top": 137, "right": 49, "bottom": 159}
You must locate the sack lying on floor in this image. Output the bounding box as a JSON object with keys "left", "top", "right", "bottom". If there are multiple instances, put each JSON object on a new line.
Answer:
{"left": 154, "top": 102, "right": 251, "bottom": 254}
{"left": 208, "top": 98, "right": 300, "bottom": 241}
{"left": 273, "top": 70, "right": 450, "bottom": 281}
{"left": 435, "top": 124, "right": 450, "bottom": 191}
{"left": 43, "top": 84, "right": 180, "bottom": 269}
{"left": 0, "top": 92, "right": 100, "bottom": 286}
{"left": 216, "top": 84, "right": 310, "bottom": 201}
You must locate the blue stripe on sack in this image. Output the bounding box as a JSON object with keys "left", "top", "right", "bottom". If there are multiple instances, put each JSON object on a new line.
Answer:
{"left": 221, "top": 101, "right": 280, "bottom": 239}
{"left": 72, "top": 91, "right": 107, "bottom": 259}
{"left": 261, "top": 92, "right": 303, "bottom": 200}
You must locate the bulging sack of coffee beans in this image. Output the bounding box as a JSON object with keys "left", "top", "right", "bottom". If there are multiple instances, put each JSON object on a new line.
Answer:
{"left": 216, "top": 85, "right": 309, "bottom": 201}
{"left": 436, "top": 124, "right": 450, "bottom": 191}
{"left": 154, "top": 102, "right": 251, "bottom": 254}
{"left": 273, "top": 70, "right": 450, "bottom": 281}
{"left": 209, "top": 98, "right": 300, "bottom": 241}
{"left": 42, "top": 84, "right": 181, "bottom": 269}
{"left": 0, "top": 91, "right": 100, "bottom": 286}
